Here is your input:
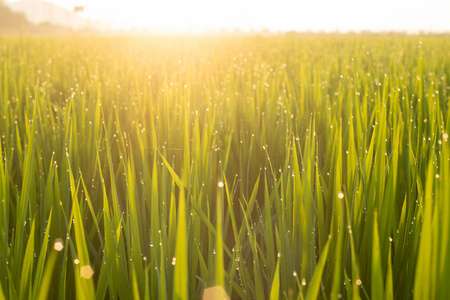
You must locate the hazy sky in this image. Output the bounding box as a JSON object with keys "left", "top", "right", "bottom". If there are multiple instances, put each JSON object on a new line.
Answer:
{"left": 10, "top": 0, "right": 450, "bottom": 32}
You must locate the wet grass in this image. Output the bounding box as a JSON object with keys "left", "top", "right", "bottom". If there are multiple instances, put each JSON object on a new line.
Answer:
{"left": 0, "top": 35, "right": 449, "bottom": 299}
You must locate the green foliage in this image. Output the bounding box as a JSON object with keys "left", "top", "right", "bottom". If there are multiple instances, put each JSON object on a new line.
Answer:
{"left": 0, "top": 35, "right": 449, "bottom": 299}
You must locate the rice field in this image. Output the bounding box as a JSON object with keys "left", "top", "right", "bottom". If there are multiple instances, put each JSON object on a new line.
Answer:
{"left": 0, "top": 35, "right": 450, "bottom": 299}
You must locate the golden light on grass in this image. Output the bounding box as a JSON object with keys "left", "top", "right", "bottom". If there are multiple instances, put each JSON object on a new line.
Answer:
{"left": 80, "top": 265, "right": 94, "bottom": 279}
{"left": 53, "top": 238, "right": 64, "bottom": 251}
{"left": 202, "top": 286, "right": 230, "bottom": 300}
{"left": 2, "top": 33, "right": 450, "bottom": 300}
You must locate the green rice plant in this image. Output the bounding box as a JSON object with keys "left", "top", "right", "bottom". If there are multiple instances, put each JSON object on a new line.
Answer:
{"left": 0, "top": 34, "right": 449, "bottom": 299}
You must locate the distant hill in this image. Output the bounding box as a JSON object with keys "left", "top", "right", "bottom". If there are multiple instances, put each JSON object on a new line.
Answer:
{"left": 6, "top": 0, "right": 92, "bottom": 29}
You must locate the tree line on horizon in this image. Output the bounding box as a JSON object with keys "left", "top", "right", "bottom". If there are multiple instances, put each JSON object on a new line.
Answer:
{"left": 0, "top": 1, "right": 30, "bottom": 31}
{"left": 0, "top": 1, "right": 81, "bottom": 34}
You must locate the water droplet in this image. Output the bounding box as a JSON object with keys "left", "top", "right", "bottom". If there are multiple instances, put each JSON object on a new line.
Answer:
{"left": 80, "top": 265, "right": 94, "bottom": 279}
{"left": 54, "top": 238, "right": 64, "bottom": 251}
